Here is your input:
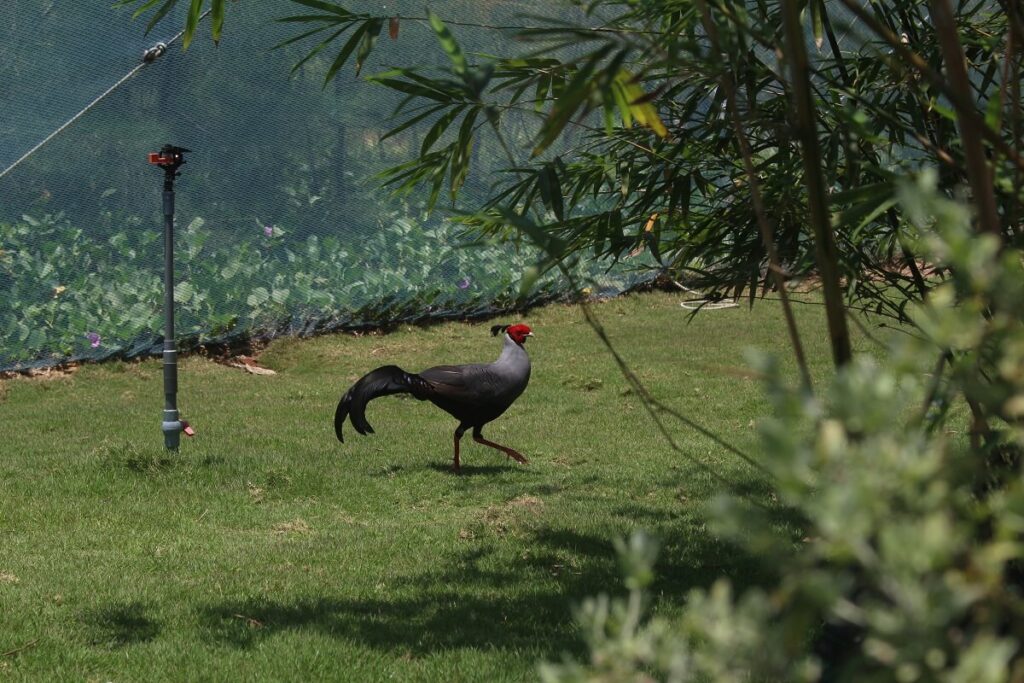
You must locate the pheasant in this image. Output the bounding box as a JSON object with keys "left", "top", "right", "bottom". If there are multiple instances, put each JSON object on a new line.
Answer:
{"left": 334, "top": 324, "right": 533, "bottom": 472}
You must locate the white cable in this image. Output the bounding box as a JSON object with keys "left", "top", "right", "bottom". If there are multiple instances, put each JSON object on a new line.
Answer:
{"left": 680, "top": 300, "right": 739, "bottom": 310}
{"left": 0, "top": 64, "right": 149, "bottom": 182}
{"left": 0, "top": 11, "right": 210, "bottom": 182}
{"left": 671, "top": 279, "right": 739, "bottom": 310}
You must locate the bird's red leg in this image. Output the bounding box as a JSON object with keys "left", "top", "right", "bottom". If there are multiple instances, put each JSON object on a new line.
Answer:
{"left": 472, "top": 429, "right": 528, "bottom": 464}
{"left": 452, "top": 426, "right": 466, "bottom": 473}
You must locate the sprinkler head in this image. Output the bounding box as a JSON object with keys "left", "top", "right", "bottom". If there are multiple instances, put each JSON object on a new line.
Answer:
{"left": 148, "top": 145, "right": 190, "bottom": 171}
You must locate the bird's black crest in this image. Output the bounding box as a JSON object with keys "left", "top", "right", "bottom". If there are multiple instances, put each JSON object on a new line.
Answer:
{"left": 490, "top": 324, "right": 510, "bottom": 337}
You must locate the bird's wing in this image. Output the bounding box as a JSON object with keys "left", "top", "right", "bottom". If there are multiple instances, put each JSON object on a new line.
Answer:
{"left": 419, "top": 364, "right": 470, "bottom": 394}
{"left": 419, "top": 363, "right": 497, "bottom": 402}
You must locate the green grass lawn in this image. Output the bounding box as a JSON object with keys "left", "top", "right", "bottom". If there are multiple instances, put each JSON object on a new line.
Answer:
{"left": 0, "top": 292, "right": 864, "bottom": 681}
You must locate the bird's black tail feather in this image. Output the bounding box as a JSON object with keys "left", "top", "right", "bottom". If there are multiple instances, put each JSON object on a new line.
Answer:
{"left": 334, "top": 365, "right": 426, "bottom": 442}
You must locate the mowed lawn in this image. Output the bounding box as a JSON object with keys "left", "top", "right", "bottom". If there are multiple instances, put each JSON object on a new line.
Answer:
{"left": 0, "top": 292, "right": 863, "bottom": 681}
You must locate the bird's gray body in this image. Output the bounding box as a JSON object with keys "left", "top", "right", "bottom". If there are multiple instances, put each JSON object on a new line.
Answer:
{"left": 418, "top": 335, "right": 531, "bottom": 426}
{"left": 335, "top": 333, "right": 531, "bottom": 441}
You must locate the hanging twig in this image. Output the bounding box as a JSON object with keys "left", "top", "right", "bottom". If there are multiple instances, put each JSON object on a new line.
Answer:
{"left": 1, "top": 639, "right": 39, "bottom": 658}
{"left": 572, "top": 290, "right": 772, "bottom": 481}
{"left": 915, "top": 350, "right": 952, "bottom": 428}
{"left": 486, "top": 108, "right": 772, "bottom": 487}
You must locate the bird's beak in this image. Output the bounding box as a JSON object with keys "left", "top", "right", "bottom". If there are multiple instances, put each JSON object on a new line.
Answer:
{"left": 527, "top": 332, "right": 534, "bottom": 337}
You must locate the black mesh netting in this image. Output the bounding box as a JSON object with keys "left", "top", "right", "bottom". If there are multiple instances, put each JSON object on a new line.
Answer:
{"left": 0, "top": 2, "right": 648, "bottom": 371}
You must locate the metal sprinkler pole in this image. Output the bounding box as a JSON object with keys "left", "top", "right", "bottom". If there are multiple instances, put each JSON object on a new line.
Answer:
{"left": 149, "top": 145, "right": 191, "bottom": 450}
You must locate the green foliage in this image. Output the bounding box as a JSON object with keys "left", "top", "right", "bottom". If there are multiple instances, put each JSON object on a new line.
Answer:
{"left": 88, "top": 4, "right": 1024, "bottom": 675}
{"left": 540, "top": 532, "right": 811, "bottom": 683}
{"left": 113, "top": 0, "right": 230, "bottom": 47}
{"left": 0, "top": 292, "right": 835, "bottom": 681}
{"left": 122, "top": 0, "right": 1023, "bottom": 362}
{"left": 0, "top": 210, "right": 631, "bottom": 367}
{"left": 267, "top": 1, "right": 1017, "bottom": 312}
{"left": 542, "top": 178, "right": 1024, "bottom": 681}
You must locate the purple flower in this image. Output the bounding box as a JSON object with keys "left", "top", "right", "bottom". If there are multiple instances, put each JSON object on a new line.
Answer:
{"left": 263, "top": 225, "right": 274, "bottom": 238}
{"left": 457, "top": 277, "right": 471, "bottom": 290}
{"left": 86, "top": 332, "right": 101, "bottom": 348}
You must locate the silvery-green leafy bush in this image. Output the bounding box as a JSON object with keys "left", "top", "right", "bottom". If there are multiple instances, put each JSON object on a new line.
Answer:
{"left": 543, "top": 173, "right": 1024, "bottom": 683}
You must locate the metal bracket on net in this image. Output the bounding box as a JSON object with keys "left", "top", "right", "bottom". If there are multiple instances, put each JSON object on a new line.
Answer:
{"left": 0, "top": 8, "right": 210, "bottom": 182}
{"left": 142, "top": 42, "right": 168, "bottom": 63}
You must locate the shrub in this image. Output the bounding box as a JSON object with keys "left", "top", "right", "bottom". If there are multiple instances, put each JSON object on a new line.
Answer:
{"left": 542, "top": 174, "right": 1024, "bottom": 682}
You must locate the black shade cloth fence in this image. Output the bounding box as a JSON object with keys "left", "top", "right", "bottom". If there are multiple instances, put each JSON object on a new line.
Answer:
{"left": 0, "top": 2, "right": 643, "bottom": 372}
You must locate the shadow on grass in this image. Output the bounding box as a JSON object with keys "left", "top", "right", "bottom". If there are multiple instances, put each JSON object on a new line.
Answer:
{"left": 81, "top": 602, "right": 160, "bottom": 648}
{"left": 99, "top": 441, "right": 176, "bottom": 475}
{"left": 196, "top": 514, "right": 771, "bottom": 657}
{"left": 198, "top": 591, "right": 581, "bottom": 657}
{"left": 426, "top": 463, "right": 520, "bottom": 476}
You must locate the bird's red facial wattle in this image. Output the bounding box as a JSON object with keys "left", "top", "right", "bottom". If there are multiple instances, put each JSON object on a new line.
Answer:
{"left": 506, "top": 324, "right": 533, "bottom": 345}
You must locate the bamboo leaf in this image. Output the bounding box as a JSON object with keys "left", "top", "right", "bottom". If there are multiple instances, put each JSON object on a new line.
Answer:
{"left": 533, "top": 45, "right": 614, "bottom": 157}
{"left": 379, "top": 103, "right": 448, "bottom": 141}
{"left": 211, "top": 0, "right": 225, "bottom": 44}
{"left": 367, "top": 77, "right": 452, "bottom": 102}
{"left": 427, "top": 154, "right": 450, "bottom": 210}
{"left": 602, "top": 103, "right": 616, "bottom": 136}
{"left": 287, "top": 27, "right": 347, "bottom": 74}
{"left": 273, "top": 23, "right": 333, "bottom": 52}
{"left": 182, "top": 0, "right": 203, "bottom": 50}
{"left": 810, "top": 0, "right": 824, "bottom": 50}
{"left": 495, "top": 209, "right": 567, "bottom": 261}
{"left": 114, "top": 0, "right": 163, "bottom": 18}
{"left": 140, "top": 0, "right": 178, "bottom": 35}
{"left": 831, "top": 181, "right": 897, "bottom": 235}
{"left": 984, "top": 92, "right": 1003, "bottom": 133}
{"left": 466, "top": 62, "right": 494, "bottom": 98}
{"left": 427, "top": 10, "right": 467, "bottom": 78}
{"left": 450, "top": 107, "right": 480, "bottom": 197}
{"left": 535, "top": 74, "right": 551, "bottom": 112}
{"left": 354, "top": 18, "right": 383, "bottom": 76}
{"left": 277, "top": 14, "right": 346, "bottom": 24}
{"left": 322, "top": 20, "right": 370, "bottom": 85}
{"left": 538, "top": 164, "right": 565, "bottom": 221}
{"left": 287, "top": 0, "right": 353, "bottom": 16}
{"left": 611, "top": 79, "right": 633, "bottom": 128}
{"left": 421, "top": 106, "right": 467, "bottom": 157}
{"left": 829, "top": 181, "right": 893, "bottom": 205}
{"left": 615, "top": 70, "right": 668, "bottom": 138}
{"left": 386, "top": 69, "right": 464, "bottom": 97}
{"left": 669, "top": 172, "right": 692, "bottom": 225}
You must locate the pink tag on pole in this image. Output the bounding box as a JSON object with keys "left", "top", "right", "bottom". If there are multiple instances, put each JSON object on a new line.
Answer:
{"left": 181, "top": 420, "right": 196, "bottom": 437}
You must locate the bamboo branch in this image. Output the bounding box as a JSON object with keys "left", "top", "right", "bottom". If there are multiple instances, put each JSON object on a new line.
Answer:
{"left": 695, "top": 0, "right": 814, "bottom": 390}
{"left": 929, "top": 0, "right": 1002, "bottom": 238}
{"left": 781, "top": 0, "right": 853, "bottom": 368}
{"left": 1002, "top": 19, "right": 1023, "bottom": 236}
